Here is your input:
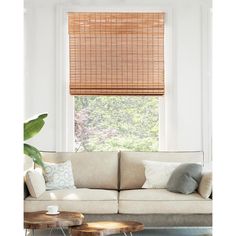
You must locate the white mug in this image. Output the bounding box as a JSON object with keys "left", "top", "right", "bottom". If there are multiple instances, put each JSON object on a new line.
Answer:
{"left": 47, "top": 205, "right": 59, "bottom": 213}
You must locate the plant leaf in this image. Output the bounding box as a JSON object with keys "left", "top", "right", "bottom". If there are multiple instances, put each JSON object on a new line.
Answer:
{"left": 24, "top": 143, "right": 44, "bottom": 168}
{"left": 37, "top": 114, "right": 48, "bottom": 119}
{"left": 24, "top": 113, "right": 48, "bottom": 141}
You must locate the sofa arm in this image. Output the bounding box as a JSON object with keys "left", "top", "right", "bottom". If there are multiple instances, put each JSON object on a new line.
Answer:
{"left": 25, "top": 170, "right": 46, "bottom": 198}
{"left": 198, "top": 172, "right": 212, "bottom": 199}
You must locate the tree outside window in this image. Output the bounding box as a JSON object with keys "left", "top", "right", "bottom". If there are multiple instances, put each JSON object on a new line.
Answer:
{"left": 74, "top": 96, "right": 159, "bottom": 152}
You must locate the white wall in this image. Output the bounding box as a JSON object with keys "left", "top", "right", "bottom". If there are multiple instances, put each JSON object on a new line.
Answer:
{"left": 24, "top": 0, "right": 212, "bottom": 161}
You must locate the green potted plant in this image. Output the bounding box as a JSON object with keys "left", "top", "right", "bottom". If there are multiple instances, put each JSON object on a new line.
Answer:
{"left": 24, "top": 113, "right": 48, "bottom": 168}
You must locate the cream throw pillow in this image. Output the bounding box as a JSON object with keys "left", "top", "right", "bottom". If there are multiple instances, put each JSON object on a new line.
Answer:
{"left": 198, "top": 172, "right": 212, "bottom": 199}
{"left": 43, "top": 160, "right": 75, "bottom": 190}
{"left": 142, "top": 160, "right": 180, "bottom": 189}
{"left": 25, "top": 170, "right": 46, "bottom": 198}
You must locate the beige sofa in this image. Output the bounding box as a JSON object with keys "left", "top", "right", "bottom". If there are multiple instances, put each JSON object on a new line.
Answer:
{"left": 24, "top": 151, "right": 212, "bottom": 227}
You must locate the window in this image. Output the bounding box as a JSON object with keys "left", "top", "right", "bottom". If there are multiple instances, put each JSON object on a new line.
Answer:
{"left": 74, "top": 96, "right": 159, "bottom": 152}
{"left": 68, "top": 12, "right": 165, "bottom": 152}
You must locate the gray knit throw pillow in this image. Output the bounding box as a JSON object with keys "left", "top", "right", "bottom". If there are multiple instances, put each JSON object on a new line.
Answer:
{"left": 167, "top": 163, "right": 202, "bottom": 194}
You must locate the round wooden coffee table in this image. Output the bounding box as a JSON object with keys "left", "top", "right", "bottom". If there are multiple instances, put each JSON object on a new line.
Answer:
{"left": 24, "top": 211, "right": 84, "bottom": 236}
{"left": 69, "top": 221, "right": 144, "bottom": 236}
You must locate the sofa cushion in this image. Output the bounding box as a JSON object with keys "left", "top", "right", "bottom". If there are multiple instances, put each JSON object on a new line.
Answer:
{"left": 43, "top": 160, "right": 75, "bottom": 190}
{"left": 142, "top": 161, "right": 180, "bottom": 189}
{"left": 167, "top": 163, "right": 203, "bottom": 194}
{"left": 41, "top": 152, "right": 119, "bottom": 190}
{"left": 25, "top": 170, "right": 46, "bottom": 198}
{"left": 119, "top": 189, "right": 212, "bottom": 214}
{"left": 24, "top": 188, "right": 118, "bottom": 214}
{"left": 120, "top": 152, "right": 204, "bottom": 190}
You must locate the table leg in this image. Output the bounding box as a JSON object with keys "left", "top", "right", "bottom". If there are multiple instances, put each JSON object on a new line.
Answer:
{"left": 49, "top": 228, "right": 53, "bottom": 236}
{"left": 25, "top": 229, "right": 35, "bottom": 236}
{"left": 60, "top": 226, "right": 67, "bottom": 236}
{"left": 123, "top": 232, "right": 133, "bottom": 236}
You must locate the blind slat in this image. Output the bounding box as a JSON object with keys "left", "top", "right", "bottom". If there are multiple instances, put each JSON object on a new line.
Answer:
{"left": 68, "top": 12, "right": 165, "bottom": 96}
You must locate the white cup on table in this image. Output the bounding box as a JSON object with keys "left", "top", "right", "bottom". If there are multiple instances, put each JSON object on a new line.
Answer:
{"left": 47, "top": 205, "right": 59, "bottom": 214}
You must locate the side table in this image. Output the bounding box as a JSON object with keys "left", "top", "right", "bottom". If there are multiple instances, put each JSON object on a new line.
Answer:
{"left": 69, "top": 221, "right": 144, "bottom": 236}
{"left": 24, "top": 211, "right": 84, "bottom": 236}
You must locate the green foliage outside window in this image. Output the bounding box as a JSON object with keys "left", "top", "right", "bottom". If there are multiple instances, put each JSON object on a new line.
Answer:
{"left": 74, "top": 96, "right": 159, "bottom": 152}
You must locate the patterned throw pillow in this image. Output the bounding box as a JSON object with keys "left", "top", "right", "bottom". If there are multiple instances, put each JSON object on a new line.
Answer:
{"left": 43, "top": 160, "right": 75, "bottom": 190}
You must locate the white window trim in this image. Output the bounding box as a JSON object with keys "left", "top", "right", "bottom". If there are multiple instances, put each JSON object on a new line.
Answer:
{"left": 55, "top": 4, "right": 174, "bottom": 152}
{"left": 201, "top": 5, "right": 212, "bottom": 163}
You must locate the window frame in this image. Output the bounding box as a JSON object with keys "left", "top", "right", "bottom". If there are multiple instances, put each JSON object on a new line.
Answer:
{"left": 55, "top": 4, "right": 173, "bottom": 152}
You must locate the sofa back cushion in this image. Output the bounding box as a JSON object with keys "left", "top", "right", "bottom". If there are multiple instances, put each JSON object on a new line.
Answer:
{"left": 42, "top": 152, "right": 119, "bottom": 190}
{"left": 120, "top": 151, "right": 204, "bottom": 190}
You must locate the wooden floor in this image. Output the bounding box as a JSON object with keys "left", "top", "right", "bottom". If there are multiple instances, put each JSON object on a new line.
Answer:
{"left": 25, "top": 227, "right": 212, "bottom": 236}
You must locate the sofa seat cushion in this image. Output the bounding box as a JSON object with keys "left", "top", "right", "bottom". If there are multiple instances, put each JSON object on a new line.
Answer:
{"left": 119, "top": 189, "right": 212, "bottom": 214}
{"left": 25, "top": 188, "right": 118, "bottom": 214}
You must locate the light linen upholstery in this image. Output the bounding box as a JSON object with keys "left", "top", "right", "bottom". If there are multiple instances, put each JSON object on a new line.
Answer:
{"left": 24, "top": 189, "right": 118, "bottom": 214}
{"left": 25, "top": 170, "right": 46, "bottom": 198}
{"left": 198, "top": 172, "right": 212, "bottom": 199}
{"left": 119, "top": 189, "right": 212, "bottom": 214}
{"left": 120, "top": 152, "right": 204, "bottom": 190}
{"left": 42, "top": 152, "right": 119, "bottom": 190}
{"left": 142, "top": 161, "right": 180, "bottom": 188}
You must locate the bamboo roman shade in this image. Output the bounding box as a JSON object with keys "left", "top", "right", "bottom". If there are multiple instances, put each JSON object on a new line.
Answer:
{"left": 68, "top": 12, "right": 165, "bottom": 95}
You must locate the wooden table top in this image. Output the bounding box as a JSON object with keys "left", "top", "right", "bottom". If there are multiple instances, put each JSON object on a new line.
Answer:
{"left": 24, "top": 211, "right": 84, "bottom": 229}
{"left": 70, "top": 221, "right": 144, "bottom": 236}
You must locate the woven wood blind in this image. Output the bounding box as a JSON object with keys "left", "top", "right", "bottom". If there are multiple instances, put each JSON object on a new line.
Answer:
{"left": 68, "top": 12, "right": 165, "bottom": 95}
